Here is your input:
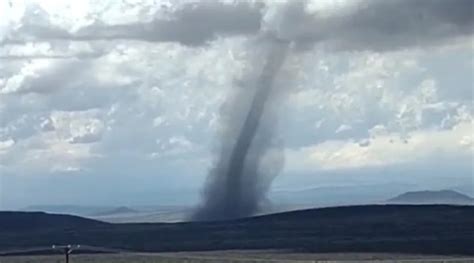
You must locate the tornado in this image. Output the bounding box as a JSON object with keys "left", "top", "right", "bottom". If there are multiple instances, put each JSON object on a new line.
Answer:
{"left": 193, "top": 39, "right": 289, "bottom": 221}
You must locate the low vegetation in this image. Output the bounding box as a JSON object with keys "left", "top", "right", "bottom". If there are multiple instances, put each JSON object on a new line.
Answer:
{"left": 1, "top": 205, "right": 473, "bottom": 256}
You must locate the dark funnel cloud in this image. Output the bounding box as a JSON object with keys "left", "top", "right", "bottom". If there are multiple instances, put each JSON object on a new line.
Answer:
{"left": 193, "top": 38, "right": 289, "bottom": 221}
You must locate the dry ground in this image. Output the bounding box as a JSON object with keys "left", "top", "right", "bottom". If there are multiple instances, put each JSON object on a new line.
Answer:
{"left": 1, "top": 251, "right": 473, "bottom": 263}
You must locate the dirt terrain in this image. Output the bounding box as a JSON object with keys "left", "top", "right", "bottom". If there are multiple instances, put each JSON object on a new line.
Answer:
{"left": 2, "top": 251, "right": 474, "bottom": 263}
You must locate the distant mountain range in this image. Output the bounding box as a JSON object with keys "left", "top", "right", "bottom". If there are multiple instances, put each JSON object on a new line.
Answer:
{"left": 387, "top": 190, "right": 474, "bottom": 205}
{"left": 269, "top": 183, "right": 419, "bottom": 207}
{"left": 18, "top": 188, "right": 472, "bottom": 224}
{"left": 91, "top": 206, "right": 138, "bottom": 216}
{"left": 23, "top": 205, "right": 115, "bottom": 216}
{"left": 20, "top": 205, "right": 192, "bottom": 223}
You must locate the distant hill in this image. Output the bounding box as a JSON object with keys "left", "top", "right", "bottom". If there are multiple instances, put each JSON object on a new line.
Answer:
{"left": 90, "top": 209, "right": 190, "bottom": 223}
{"left": 1, "top": 205, "right": 473, "bottom": 255}
{"left": 23, "top": 205, "right": 115, "bottom": 216}
{"left": 388, "top": 190, "right": 474, "bottom": 205}
{"left": 270, "top": 183, "right": 418, "bottom": 207}
{"left": 92, "top": 206, "right": 138, "bottom": 216}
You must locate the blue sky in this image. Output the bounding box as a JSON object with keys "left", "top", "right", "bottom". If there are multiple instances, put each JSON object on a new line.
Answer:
{"left": 0, "top": 0, "right": 472, "bottom": 209}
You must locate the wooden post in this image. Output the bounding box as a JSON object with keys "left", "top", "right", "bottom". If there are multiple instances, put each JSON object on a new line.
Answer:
{"left": 52, "top": 245, "right": 79, "bottom": 263}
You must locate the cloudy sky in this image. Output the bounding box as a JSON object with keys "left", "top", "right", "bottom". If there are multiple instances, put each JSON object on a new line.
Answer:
{"left": 0, "top": 0, "right": 472, "bottom": 209}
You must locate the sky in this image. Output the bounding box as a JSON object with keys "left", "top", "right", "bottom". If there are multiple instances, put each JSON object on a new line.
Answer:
{"left": 0, "top": 0, "right": 473, "bottom": 209}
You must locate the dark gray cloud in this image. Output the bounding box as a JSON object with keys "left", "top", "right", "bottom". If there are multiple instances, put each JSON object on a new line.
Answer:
{"left": 0, "top": 53, "right": 103, "bottom": 61}
{"left": 6, "top": 1, "right": 263, "bottom": 46}
{"left": 274, "top": 0, "right": 473, "bottom": 51}
{"left": 75, "top": 1, "right": 263, "bottom": 46}
{"left": 4, "top": 0, "right": 471, "bottom": 50}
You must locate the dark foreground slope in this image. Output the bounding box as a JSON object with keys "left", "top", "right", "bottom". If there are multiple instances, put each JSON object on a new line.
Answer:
{"left": 0, "top": 211, "right": 107, "bottom": 232}
{"left": 1, "top": 205, "right": 473, "bottom": 255}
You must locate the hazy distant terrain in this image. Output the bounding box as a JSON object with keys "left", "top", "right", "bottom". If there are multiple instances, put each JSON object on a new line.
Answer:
{"left": 92, "top": 206, "right": 139, "bottom": 216}
{"left": 1, "top": 205, "right": 473, "bottom": 255}
{"left": 21, "top": 205, "right": 193, "bottom": 223}
{"left": 269, "top": 183, "right": 420, "bottom": 207}
{"left": 19, "top": 188, "right": 474, "bottom": 224}
{"left": 22, "top": 205, "right": 115, "bottom": 216}
{"left": 387, "top": 190, "right": 473, "bottom": 205}
{"left": 91, "top": 209, "right": 191, "bottom": 223}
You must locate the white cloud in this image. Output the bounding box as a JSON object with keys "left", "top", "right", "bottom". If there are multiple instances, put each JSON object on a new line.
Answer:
{"left": 68, "top": 120, "right": 104, "bottom": 144}
{"left": 0, "top": 41, "right": 104, "bottom": 60}
{"left": 0, "top": 59, "right": 94, "bottom": 95}
{"left": 40, "top": 117, "right": 54, "bottom": 132}
{"left": 149, "top": 135, "right": 198, "bottom": 158}
{"left": 286, "top": 120, "right": 473, "bottom": 172}
{"left": 0, "top": 0, "right": 25, "bottom": 42}
{"left": 0, "top": 130, "right": 99, "bottom": 176}
{"left": 1, "top": 41, "right": 471, "bottom": 180}
{"left": 335, "top": 124, "right": 352, "bottom": 134}
{"left": 0, "top": 138, "right": 15, "bottom": 152}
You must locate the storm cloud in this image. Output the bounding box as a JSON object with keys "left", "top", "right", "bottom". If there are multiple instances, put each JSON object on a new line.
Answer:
{"left": 5, "top": 1, "right": 264, "bottom": 46}
{"left": 269, "top": 0, "right": 473, "bottom": 51}
{"left": 4, "top": 0, "right": 472, "bottom": 50}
